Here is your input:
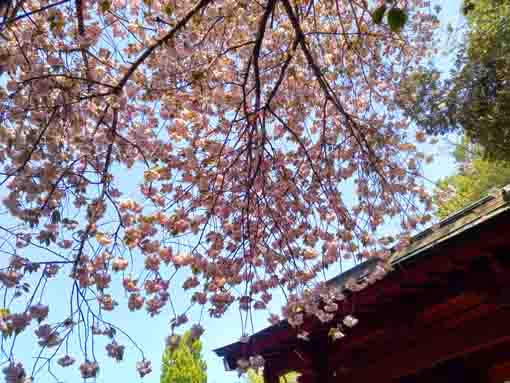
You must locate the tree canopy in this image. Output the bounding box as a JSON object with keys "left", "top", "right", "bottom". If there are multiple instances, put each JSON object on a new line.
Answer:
{"left": 160, "top": 331, "right": 207, "bottom": 383}
{"left": 434, "top": 138, "right": 510, "bottom": 218}
{"left": 0, "top": 0, "right": 439, "bottom": 380}
{"left": 398, "top": 0, "right": 510, "bottom": 160}
{"left": 397, "top": 0, "right": 510, "bottom": 216}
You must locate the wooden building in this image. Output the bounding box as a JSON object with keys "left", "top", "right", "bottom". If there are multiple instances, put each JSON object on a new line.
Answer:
{"left": 215, "top": 186, "right": 510, "bottom": 383}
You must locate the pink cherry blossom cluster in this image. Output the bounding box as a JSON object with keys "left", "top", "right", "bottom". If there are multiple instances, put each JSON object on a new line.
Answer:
{"left": 0, "top": 0, "right": 438, "bottom": 379}
{"left": 106, "top": 341, "right": 125, "bottom": 362}
{"left": 79, "top": 361, "right": 99, "bottom": 379}
{"left": 236, "top": 355, "right": 265, "bottom": 375}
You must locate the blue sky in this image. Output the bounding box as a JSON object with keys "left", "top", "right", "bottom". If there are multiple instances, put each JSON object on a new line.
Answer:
{"left": 2, "top": 1, "right": 465, "bottom": 382}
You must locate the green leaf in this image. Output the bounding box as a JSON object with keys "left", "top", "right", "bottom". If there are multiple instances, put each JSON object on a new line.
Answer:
{"left": 387, "top": 7, "right": 407, "bottom": 32}
{"left": 372, "top": 5, "right": 387, "bottom": 24}
{"left": 161, "top": 331, "right": 207, "bottom": 383}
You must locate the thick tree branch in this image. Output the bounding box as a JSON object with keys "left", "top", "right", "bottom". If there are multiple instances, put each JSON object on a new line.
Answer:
{"left": 115, "top": 0, "right": 214, "bottom": 92}
{"left": 252, "top": 0, "right": 277, "bottom": 114}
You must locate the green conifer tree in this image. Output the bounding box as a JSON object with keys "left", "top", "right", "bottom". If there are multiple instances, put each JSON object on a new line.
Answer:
{"left": 160, "top": 331, "right": 207, "bottom": 383}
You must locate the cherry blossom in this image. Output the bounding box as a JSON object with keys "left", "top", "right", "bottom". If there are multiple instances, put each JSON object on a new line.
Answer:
{"left": 2, "top": 362, "right": 26, "bottom": 383}
{"left": 0, "top": 0, "right": 439, "bottom": 378}
{"left": 136, "top": 359, "right": 152, "bottom": 378}
{"left": 57, "top": 355, "right": 76, "bottom": 368}
{"left": 35, "top": 324, "right": 61, "bottom": 348}
{"left": 28, "top": 305, "right": 49, "bottom": 323}
{"left": 343, "top": 315, "right": 359, "bottom": 328}
{"left": 190, "top": 324, "right": 205, "bottom": 341}
{"left": 79, "top": 361, "right": 100, "bottom": 379}
{"left": 106, "top": 341, "right": 125, "bottom": 362}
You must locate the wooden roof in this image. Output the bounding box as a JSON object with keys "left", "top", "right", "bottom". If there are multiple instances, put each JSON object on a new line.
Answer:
{"left": 392, "top": 185, "right": 510, "bottom": 264}
{"left": 214, "top": 185, "right": 510, "bottom": 380}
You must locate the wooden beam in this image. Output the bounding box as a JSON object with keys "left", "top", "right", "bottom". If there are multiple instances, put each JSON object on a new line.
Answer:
{"left": 342, "top": 306, "right": 510, "bottom": 381}
{"left": 263, "top": 364, "right": 279, "bottom": 383}
{"left": 400, "top": 359, "right": 487, "bottom": 383}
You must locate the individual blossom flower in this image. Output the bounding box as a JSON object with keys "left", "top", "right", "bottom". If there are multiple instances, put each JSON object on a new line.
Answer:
{"left": 145, "top": 296, "right": 165, "bottom": 316}
{"left": 165, "top": 334, "right": 181, "bottom": 351}
{"left": 29, "top": 304, "right": 49, "bottom": 322}
{"left": 303, "top": 247, "right": 318, "bottom": 260}
{"left": 210, "top": 292, "right": 234, "bottom": 307}
{"left": 159, "top": 247, "right": 173, "bottom": 263}
{"left": 328, "top": 327, "right": 345, "bottom": 341}
{"left": 119, "top": 199, "right": 136, "bottom": 210}
{"left": 172, "top": 252, "right": 192, "bottom": 267}
{"left": 325, "top": 241, "right": 338, "bottom": 261}
{"left": 58, "top": 239, "right": 73, "bottom": 249}
{"left": 2, "top": 362, "right": 26, "bottom": 383}
{"left": 123, "top": 277, "right": 139, "bottom": 292}
{"left": 35, "top": 324, "right": 61, "bottom": 347}
{"left": 191, "top": 292, "right": 207, "bottom": 305}
{"left": 98, "top": 294, "right": 118, "bottom": 311}
{"left": 343, "top": 315, "right": 358, "bottom": 328}
{"left": 144, "top": 279, "right": 169, "bottom": 294}
{"left": 74, "top": 267, "right": 93, "bottom": 288}
{"left": 297, "top": 331, "right": 310, "bottom": 341}
{"left": 128, "top": 293, "right": 144, "bottom": 311}
{"left": 94, "top": 251, "right": 112, "bottom": 268}
{"left": 9, "top": 256, "right": 25, "bottom": 270}
{"left": 189, "top": 324, "right": 204, "bottom": 341}
{"left": 95, "top": 233, "right": 113, "bottom": 247}
{"left": 15, "top": 234, "right": 31, "bottom": 249}
{"left": 8, "top": 312, "right": 32, "bottom": 331}
{"left": 43, "top": 264, "right": 59, "bottom": 278}
{"left": 141, "top": 240, "right": 160, "bottom": 254}
{"left": 79, "top": 361, "right": 99, "bottom": 379}
{"left": 57, "top": 355, "right": 75, "bottom": 367}
{"left": 182, "top": 276, "right": 199, "bottom": 290}
{"left": 111, "top": 257, "right": 129, "bottom": 272}
{"left": 91, "top": 324, "right": 103, "bottom": 335}
{"left": 324, "top": 302, "right": 338, "bottom": 313}
{"left": 94, "top": 272, "right": 111, "bottom": 290}
{"left": 136, "top": 359, "right": 152, "bottom": 378}
{"left": 0, "top": 271, "right": 21, "bottom": 287}
{"left": 144, "top": 254, "right": 160, "bottom": 271}
{"left": 106, "top": 341, "right": 125, "bottom": 361}
{"left": 344, "top": 278, "right": 366, "bottom": 292}
{"left": 0, "top": 319, "right": 8, "bottom": 334}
